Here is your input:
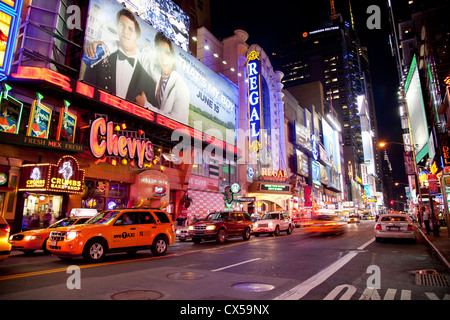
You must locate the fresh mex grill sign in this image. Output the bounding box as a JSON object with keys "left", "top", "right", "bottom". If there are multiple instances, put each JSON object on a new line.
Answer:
{"left": 89, "top": 117, "right": 154, "bottom": 168}
{"left": 19, "top": 155, "right": 85, "bottom": 194}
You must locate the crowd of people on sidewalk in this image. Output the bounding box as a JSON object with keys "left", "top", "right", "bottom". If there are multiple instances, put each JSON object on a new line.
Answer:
{"left": 415, "top": 205, "right": 446, "bottom": 236}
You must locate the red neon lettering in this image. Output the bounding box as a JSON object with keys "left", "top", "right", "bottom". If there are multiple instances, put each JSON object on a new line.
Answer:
{"left": 45, "top": 69, "right": 72, "bottom": 92}
{"left": 76, "top": 82, "right": 95, "bottom": 98}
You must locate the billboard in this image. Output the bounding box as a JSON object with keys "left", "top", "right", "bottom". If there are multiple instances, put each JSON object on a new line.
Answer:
{"left": 322, "top": 119, "right": 340, "bottom": 190}
{"left": 116, "top": 0, "right": 190, "bottom": 52}
{"left": 405, "top": 55, "right": 428, "bottom": 161}
{"left": 81, "top": 0, "right": 237, "bottom": 142}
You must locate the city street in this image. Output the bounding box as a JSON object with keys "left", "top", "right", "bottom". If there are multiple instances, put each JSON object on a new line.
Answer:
{"left": 0, "top": 221, "right": 449, "bottom": 302}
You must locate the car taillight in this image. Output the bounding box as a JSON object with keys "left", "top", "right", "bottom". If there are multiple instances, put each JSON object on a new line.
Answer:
{"left": 0, "top": 224, "right": 10, "bottom": 234}
{"left": 375, "top": 224, "right": 382, "bottom": 231}
{"left": 407, "top": 224, "right": 414, "bottom": 231}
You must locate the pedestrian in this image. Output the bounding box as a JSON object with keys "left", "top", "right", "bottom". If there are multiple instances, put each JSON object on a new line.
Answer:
{"left": 422, "top": 206, "right": 431, "bottom": 235}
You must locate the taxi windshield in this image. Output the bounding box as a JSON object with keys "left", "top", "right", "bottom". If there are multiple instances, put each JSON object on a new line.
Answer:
{"left": 49, "top": 218, "right": 80, "bottom": 228}
{"left": 86, "top": 211, "right": 120, "bottom": 225}
{"left": 262, "top": 213, "right": 279, "bottom": 220}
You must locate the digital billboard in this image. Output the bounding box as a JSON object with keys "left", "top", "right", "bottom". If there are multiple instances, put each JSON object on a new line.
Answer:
{"left": 117, "top": 0, "right": 190, "bottom": 52}
{"left": 322, "top": 118, "right": 340, "bottom": 190}
{"left": 81, "top": 0, "right": 237, "bottom": 142}
{"left": 405, "top": 55, "right": 429, "bottom": 162}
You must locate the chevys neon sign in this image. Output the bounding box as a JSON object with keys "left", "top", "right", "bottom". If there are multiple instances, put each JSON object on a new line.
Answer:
{"left": 90, "top": 118, "right": 154, "bottom": 168}
{"left": 247, "top": 51, "right": 262, "bottom": 153}
{"left": 10, "top": 66, "right": 241, "bottom": 157}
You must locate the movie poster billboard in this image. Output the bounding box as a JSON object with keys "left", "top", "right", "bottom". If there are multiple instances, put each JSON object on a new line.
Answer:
{"left": 0, "top": 87, "right": 22, "bottom": 134}
{"left": 80, "top": 0, "right": 237, "bottom": 143}
{"left": 115, "top": 0, "right": 190, "bottom": 52}
{"left": 56, "top": 107, "right": 77, "bottom": 143}
{"left": 26, "top": 100, "right": 52, "bottom": 139}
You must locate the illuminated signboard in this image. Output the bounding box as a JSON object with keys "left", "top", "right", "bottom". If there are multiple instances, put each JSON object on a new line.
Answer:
{"left": 311, "top": 134, "right": 319, "bottom": 161}
{"left": 260, "top": 184, "right": 290, "bottom": 192}
{"left": 11, "top": 66, "right": 241, "bottom": 157}
{"left": 89, "top": 117, "right": 154, "bottom": 169}
{"left": 0, "top": 0, "right": 22, "bottom": 80}
{"left": 26, "top": 99, "right": 52, "bottom": 140}
{"left": 116, "top": 0, "right": 190, "bottom": 52}
{"left": 247, "top": 50, "right": 262, "bottom": 153}
{"left": 56, "top": 101, "right": 77, "bottom": 143}
{"left": 19, "top": 155, "right": 85, "bottom": 194}
{"left": 81, "top": 0, "right": 237, "bottom": 144}
{"left": 0, "top": 83, "right": 22, "bottom": 134}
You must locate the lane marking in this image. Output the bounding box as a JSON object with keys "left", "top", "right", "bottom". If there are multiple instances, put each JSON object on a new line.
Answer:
{"left": 274, "top": 238, "right": 375, "bottom": 300}
{"left": 211, "top": 258, "right": 261, "bottom": 272}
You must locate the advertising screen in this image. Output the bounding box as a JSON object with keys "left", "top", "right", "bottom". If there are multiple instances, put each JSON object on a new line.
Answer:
{"left": 81, "top": 0, "right": 237, "bottom": 142}
{"left": 405, "top": 55, "right": 428, "bottom": 161}
{"left": 322, "top": 119, "right": 340, "bottom": 190}
{"left": 116, "top": 0, "right": 190, "bottom": 52}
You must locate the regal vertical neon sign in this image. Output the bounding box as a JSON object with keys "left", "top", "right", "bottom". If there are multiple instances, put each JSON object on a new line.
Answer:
{"left": 247, "top": 51, "right": 262, "bottom": 153}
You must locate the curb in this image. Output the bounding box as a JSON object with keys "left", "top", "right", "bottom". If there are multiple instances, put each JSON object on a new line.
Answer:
{"left": 417, "top": 228, "right": 450, "bottom": 270}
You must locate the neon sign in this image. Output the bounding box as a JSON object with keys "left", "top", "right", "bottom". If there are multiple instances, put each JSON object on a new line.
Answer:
{"left": 247, "top": 51, "right": 262, "bottom": 153}
{"left": 0, "top": 0, "right": 22, "bottom": 80}
{"left": 89, "top": 117, "right": 154, "bottom": 169}
{"left": 311, "top": 134, "right": 319, "bottom": 161}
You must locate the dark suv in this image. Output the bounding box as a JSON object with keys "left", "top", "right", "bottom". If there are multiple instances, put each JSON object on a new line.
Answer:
{"left": 189, "top": 211, "right": 253, "bottom": 244}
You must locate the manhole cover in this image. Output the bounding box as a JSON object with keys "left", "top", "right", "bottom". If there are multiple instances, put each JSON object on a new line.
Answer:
{"left": 415, "top": 274, "right": 449, "bottom": 287}
{"left": 231, "top": 282, "right": 275, "bottom": 292}
{"left": 167, "top": 272, "right": 208, "bottom": 280}
{"left": 111, "top": 290, "right": 164, "bottom": 300}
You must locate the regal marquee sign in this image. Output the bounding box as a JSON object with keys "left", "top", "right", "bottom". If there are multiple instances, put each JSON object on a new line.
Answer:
{"left": 247, "top": 50, "right": 262, "bottom": 153}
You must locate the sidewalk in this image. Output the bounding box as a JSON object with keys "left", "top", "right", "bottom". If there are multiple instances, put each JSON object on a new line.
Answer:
{"left": 417, "top": 224, "right": 450, "bottom": 270}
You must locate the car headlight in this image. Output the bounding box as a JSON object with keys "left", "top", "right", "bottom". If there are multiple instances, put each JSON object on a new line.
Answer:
{"left": 268, "top": 222, "right": 274, "bottom": 228}
{"left": 206, "top": 225, "right": 216, "bottom": 231}
{"left": 24, "top": 235, "right": 42, "bottom": 241}
{"left": 65, "top": 231, "right": 80, "bottom": 241}
{"left": 188, "top": 226, "right": 194, "bottom": 231}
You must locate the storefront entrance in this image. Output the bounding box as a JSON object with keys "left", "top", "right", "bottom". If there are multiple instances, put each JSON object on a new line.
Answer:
{"left": 22, "top": 193, "right": 63, "bottom": 230}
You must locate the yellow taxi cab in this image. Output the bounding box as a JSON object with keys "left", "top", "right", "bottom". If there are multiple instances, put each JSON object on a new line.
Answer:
{"left": 47, "top": 208, "right": 175, "bottom": 262}
{"left": 9, "top": 216, "right": 91, "bottom": 255}
{"left": 304, "top": 215, "right": 346, "bottom": 235}
{"left": 0, "top": 216, "right": 11, "bottom": 261}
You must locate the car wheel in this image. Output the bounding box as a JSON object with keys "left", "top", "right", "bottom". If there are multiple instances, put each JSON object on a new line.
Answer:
{"left": 151, "top": 235, "right": 168, "bottom": 256}
{"left": 216, "top": 229, "right": 226, "bottom": 244}
{"left": 286, "top": 225, "right": 293, "bottom": 235}
{"left": 42, "top": 238, "right": 50, "bottom": 254}
{"left": 273, "top": 226, "right": 280, "bottom": 237}
{"left": 243, "top": 227, "right": 251, "bottom": 241}
{"left": 83, "top": 238, "right": 107, "bottom": 262}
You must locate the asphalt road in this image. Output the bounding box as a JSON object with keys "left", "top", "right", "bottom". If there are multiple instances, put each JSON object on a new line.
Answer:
{"left": 0, "top": 221, "right": 449, "bottom": 305}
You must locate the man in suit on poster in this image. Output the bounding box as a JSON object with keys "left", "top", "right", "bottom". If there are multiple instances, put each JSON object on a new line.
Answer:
{"left": 83, "top": 8, "right": 157, "bottom": 107}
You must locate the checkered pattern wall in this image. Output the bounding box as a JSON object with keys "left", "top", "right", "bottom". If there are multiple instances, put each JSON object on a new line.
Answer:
{"left": 182, "top": 189, "right": 224, "bottom": 223}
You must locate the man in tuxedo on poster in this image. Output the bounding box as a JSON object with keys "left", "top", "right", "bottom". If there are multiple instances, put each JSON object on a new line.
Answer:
{"left": 83, "top": 8, "right": 157, "bottom": 107}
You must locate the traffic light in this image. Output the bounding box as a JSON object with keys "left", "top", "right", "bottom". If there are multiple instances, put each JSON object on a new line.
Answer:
{"left": 390, "top": 200, "right": 394, "bottom": 205}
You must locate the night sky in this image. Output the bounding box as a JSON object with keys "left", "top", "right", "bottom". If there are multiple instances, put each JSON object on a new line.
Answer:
{"left": 210, "top": 0, "right": 411, "bottom": 183}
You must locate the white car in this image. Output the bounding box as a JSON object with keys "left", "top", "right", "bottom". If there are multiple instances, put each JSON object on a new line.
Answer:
{"left": 253, "top": 212, "right": 294, "bottom": 237}
{"left": 374, "top": 213, "right": 416, "bottom": 243}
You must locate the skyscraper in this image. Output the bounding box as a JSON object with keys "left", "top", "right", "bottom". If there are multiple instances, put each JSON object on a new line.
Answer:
{"left": 271, "top": 9, "right": 380, "bottom": 204}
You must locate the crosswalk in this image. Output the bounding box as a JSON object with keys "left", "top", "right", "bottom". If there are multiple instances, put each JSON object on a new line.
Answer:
{"left": 323, "top": 284, "right": 450, "bottom": 300}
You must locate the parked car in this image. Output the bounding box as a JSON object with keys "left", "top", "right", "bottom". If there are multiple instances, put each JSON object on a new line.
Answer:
{"left": 0, "top": 216, "right": 11, "bottom": 261}
{"left": 253, "top": 212, "right": 294, "bottom": 236}
{"left": 189, "top": 211, "right": 252, "bottom": 244}
{"left": 10, "top": 215, "right": 91, "bottom": 254}
{"left": 374, "top": 213, "right": 416, "bottom": 243}
{"left": 47, "top": 208, "right": 175, "bottom": 262}
{"left": 304, "top": 215, "right": 346, "bottom": 235}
